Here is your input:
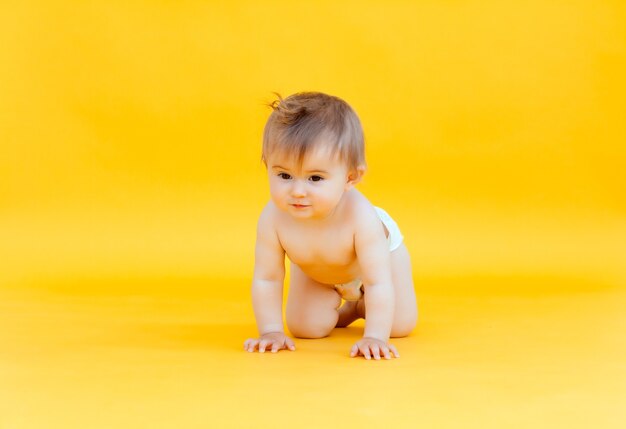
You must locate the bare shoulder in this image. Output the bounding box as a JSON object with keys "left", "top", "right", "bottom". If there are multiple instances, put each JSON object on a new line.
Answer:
{"left": 343, "top": 190, "right": 382, "bottom": 232}
{"left": 258, "top": 201, "right": 278, "bottom": 224}
{"left": 348, "top": 191, "right": 390, "bottom": 274}
{"left": 256, "top": 201, "right": 280, "bottom": 240}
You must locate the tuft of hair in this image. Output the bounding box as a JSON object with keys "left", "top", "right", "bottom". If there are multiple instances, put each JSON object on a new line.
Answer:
{"left": 262, "top": 92, "right": 365, "bottom": 170}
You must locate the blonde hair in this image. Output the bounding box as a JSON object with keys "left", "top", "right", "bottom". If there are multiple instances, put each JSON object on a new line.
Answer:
{"left": 262, "top": 92, "right": 365, "bottom": 170}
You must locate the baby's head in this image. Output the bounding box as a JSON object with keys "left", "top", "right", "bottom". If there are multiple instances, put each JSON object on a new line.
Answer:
{"left": 262, "top": 92, "right": 365, "bottom": 172}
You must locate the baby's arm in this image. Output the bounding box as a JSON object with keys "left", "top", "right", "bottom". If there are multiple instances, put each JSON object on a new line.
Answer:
{"left": 244, "top": 205, "right": 295, "bottom": 353}
{"left": 352, "top": 208, "right": 398, "bottom": 359}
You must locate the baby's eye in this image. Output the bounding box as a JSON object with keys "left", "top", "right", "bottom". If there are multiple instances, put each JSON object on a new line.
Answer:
{"left": 278, "top": 173, "right": 292, "bottom": 180}
{"left": 309, "top": 175, "right": 324, "bottom": 182}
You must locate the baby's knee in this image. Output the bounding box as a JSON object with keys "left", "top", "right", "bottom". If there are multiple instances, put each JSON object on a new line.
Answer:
{"left": 390, "top": 315, "right": 418, "bottom": 338}
{"left": 287, "top": 309, "right": 338, "bottom": 339}
{"left": 288, "top": 324, "right": 332, "bottom": 339}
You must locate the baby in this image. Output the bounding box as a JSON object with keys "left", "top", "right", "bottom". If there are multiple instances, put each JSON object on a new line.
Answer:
{"left": 244, "top": 92, "right": 418, "bottom": 360}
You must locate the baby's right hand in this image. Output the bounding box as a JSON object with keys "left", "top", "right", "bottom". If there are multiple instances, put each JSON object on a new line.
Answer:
{"left": 244, "top": 332, "right": 296, "bottom": 353}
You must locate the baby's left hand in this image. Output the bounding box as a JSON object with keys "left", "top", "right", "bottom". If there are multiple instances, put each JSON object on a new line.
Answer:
{"left": 350, "top": 337, "right": 400, "bottom": 360}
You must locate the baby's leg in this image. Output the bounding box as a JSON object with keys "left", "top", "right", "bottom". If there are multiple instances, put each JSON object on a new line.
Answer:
{"left": 389, "top": 243, "right": 418, "bottom": 337}
{"left": 286, "top": 263, "right": 342, "bottom": 339}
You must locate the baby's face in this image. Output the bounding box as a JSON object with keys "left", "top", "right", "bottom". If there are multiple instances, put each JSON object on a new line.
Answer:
{"left": 266, "top": 144, "right": 353, "bottom": 220}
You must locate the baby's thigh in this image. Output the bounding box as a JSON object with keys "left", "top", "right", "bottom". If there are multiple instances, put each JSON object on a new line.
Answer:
{"left": 390, "top": 243, "right": 418, "bottom": 337}
{"left": 286, "top": 263, "right": 341, "bottom": 339}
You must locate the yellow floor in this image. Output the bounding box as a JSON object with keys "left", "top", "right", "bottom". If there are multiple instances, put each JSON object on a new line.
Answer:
{"left": 2, "top": 1, "right": 625, "bottom": 427}
{"left": 1, "top": 272, "right": 624, "bottom": 428}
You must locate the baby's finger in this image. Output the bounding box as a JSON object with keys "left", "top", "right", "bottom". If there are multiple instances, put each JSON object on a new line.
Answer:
{"left": 286, "top": 338, "right": 296, "bottom": 351}
{"left": 359, "top": 344, "right": 371, "bottom": 360}
{"left": 245, "top": 339, "right": 258, "bottom": 353}
{"left": 381, "top": 345, "right": 391, "bottom": 360}
{"left": 271, "top": 341, "right": 281, "bottom": 353}
{"left": 371, "top": 344, "right": 381, "bottom": 360}
{"left": 350, "top": 344, "right": 359, "bottom": 357}
{"left": 389, "top": 344, "right": 400, "bottom": 358}
{"left": 259, "top": 339, "right": 269, "bottom": 353}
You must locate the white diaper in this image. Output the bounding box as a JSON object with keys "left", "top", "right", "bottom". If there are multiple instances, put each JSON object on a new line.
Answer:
{"left": 374, "top": 206, "right": 404, "bottom": 252}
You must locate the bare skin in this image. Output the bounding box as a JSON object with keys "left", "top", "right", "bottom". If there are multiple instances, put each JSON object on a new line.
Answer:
{"left": 244, "top": 146, "right": 417, "bottom": 360}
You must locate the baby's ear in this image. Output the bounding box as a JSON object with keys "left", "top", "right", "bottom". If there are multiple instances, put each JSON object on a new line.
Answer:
{"left": 345, "top": 165, "right": 366, "bottom": 190}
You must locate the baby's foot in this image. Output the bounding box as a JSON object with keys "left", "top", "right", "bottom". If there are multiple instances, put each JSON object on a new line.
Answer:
{"left": 336, "top": 299, "right": 365, "bottom": 327}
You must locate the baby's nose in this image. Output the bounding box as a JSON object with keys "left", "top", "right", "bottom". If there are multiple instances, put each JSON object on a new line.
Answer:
{"left": 291, "top": 180, "right": 306, "bottom": 197}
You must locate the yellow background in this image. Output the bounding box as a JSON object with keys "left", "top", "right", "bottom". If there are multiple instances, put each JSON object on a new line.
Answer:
{"left": 1, "top": 1, "right": 624, "bottom": 428}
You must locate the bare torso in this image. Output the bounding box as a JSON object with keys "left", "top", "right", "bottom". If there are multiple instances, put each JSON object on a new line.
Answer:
{"left": 273, "top": 189, "right": 367, "bottom": 285}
